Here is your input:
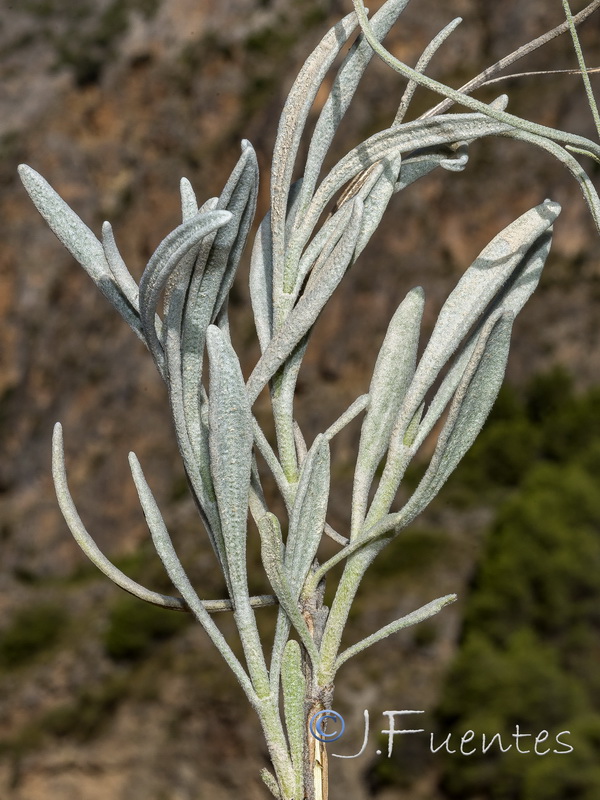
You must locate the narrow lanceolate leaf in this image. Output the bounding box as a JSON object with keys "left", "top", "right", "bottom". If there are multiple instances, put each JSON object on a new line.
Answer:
{"left": 206, "top": 325, "right": 253, "bottom": 597}
{"left": 371, "top": 310, "right": 516, "bottom": 541}
{"left": 336, "top": 311, "right": 517, "bottom": 563}
{"left": 285, "top": 435, "right": 330, "bottom": 599}
{"left": 180, "top": 203, "right": 253, "bottom": 513}
{"left": 352, "top": 287, "right": 424, "bottom": 537}
{"left": 258, "top": 515, "right": 319, "bottom": 667}
{"left": 394, "top": 18, "right": 462, "bottom": 125}
{"left": 298, "top": 0, "right": 412, "bottom": 215}
{"left": 292, "top": 195, "right": 362, "bottom": 301}
{"left": 354, "top": 154, "right": 403, "bottom": 259}
{"left": 164, "top": 195, "right": 219, "bottom": 324}
{"left": 398, "top": 201, "right": 560, "bottom": 423}
{"left": 138, "top": 210, "right": 232, "bottom": 374}
{"left": 335, "top": 594, "right": 457, "bottom": 670}
{"left": 18, "top": 165, "right": 108, "bottom": 280}
{"left": 128, "top": 451, "right": 257, "bottom": 704}
{"left": 247, "top": 199, "right": 363, "bottom": 403}
{"left": 251, "top": 181, "right": 304, "bottom": 350}
{"left": 180, "top": 177, "right": 199, "bottom": 221}
{"left": 270, "top": 11, "right": 359, "bottom": 296}
{"left": 18, "top": 165, "right": 143, "bottom": 341}
{"left": 416, "top": 310, "right": 514, "bottom": 501}
{"left": 162, "top": 273, "right": 226, "bottom": 577}
{"left": 213, "top": 140, "right": 260, "bottom": 320}
{"left": 51, "top": 423, "right": 187, "bottom": 611}
{"left": 101, "top": 222, "right": 140, "bottom": 312}
{"left": 250, "top": 209, "right": 275, "bottom": 353}
{"left": 181, "top": 142, "right": 258, "bottom": 417}
{"left": 413, "top": 224, "right": 555, "bottom": 452}
{"left": 281, "top": 639, "right": 306, "bottom": 799}
{"left": 324, "top": 394, "right": 369, "bottom": 441}
{"left": 206, "top": 327, "right": 269, "bottom": 696}
{"left": 260, "top": 769, "right": 282, "bottom": 800}
{"left": 287, "top": 114, "right": 515, "bottom": 268}
{"left": 366, "top": 201, "right": 559, "bottom": 529}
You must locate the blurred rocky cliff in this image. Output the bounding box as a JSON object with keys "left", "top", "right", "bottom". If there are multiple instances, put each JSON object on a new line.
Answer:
{"left": 0, "top": 1, "right": 599, "bottom": 798}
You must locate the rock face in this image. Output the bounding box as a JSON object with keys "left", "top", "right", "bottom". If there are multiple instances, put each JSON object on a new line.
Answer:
{"left": 0, "top": 1, "right": 599, "bottom": 798}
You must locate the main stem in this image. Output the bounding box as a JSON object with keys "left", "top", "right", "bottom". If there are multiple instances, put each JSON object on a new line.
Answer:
{"left": 301, "top": 578, "right": 333, "bottom": 800}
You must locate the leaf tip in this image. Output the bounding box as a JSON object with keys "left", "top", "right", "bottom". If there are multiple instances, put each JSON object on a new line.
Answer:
{"left": 52, "top": 421, "right": 63, "bottom": 447}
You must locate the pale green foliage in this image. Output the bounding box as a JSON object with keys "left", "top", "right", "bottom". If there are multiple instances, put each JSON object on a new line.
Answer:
{"left": 18, "top": 2, "right": 600, "bottom": 798}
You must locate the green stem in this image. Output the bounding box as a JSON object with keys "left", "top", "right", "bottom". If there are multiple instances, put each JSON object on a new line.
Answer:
{"left": 317, "top": 543, "right": 383, "bottom": 684}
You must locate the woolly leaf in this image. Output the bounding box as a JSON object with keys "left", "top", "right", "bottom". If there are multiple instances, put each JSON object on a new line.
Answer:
{"left": 206, "top": 325, "right": 253, "bottom": 596}
{"left": 352, "top": 286, "right": 424, "bottom": 536}
{"left": 298, "top": 0, "right": 411, "bottom": 214}
{"left": 258, "top": 514, "right": 319, "bottom": 666}
{"left": 180, "top": 177, "right": 199, "bottom": 221}
{"left": 138, "top": 210, "right": 232, "bottom": 373}
{"left": 128, "top": 451, "right": 256, "bottom": 700}
{"left": 247, "top": 198, "right": 363, "bottom": 402}
{"left": 281, "top": 639, "right": 306, "bottom": 798}
{"left": 285, "top": 435, "right": 330, "bottom": 598}
{"left": 336, "top": 594, "right": 457, "bottom": 670}
{"left": 414, "top": 223, "right": 555, "bottom": 451}
{"left": 271, "top": 11, "right": 359, "bottom": 295}
{"left": 52, "top": 423, "right": 186, "bottom": 611}
{"left": 399, "top": 201, "right": 560, "bottom": 426}
{"left": 18, "top": 165, "right": 143, "bottom": 341}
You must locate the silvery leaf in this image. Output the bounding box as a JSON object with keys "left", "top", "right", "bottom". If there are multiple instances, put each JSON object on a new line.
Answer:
{"left": 287, "top": 113, "right": 514, "bottom": 269}
{"left": 247, "top": 199, "right": 363, "bottom": 402}
{"left": 394, "top": 18, "right": 462, "bottom": 125}
{"left": 293, "top": 186, "right": 369, "bottom": 300}
{"left": 213, "top": 140, "right": 260, "bottom": 319}
{"left": 163, "top": 284, "right": 225, "bottom": 573}
{"left": 249, "top": 215, "right": 272, "bottom": 355}
{"left": 206, "top": 325, "right": 253, "bottom": 596}
{"left": 18, "top": 165, "right": 143, "bottom": 342}
{"left": 207, "top": 325, "right": 271, "bottom": 696}
{"left": 413, "top": 223, "right": 555, "bottom": 451}
{"left": 101, "top": 221, "right": 140, "bottom": 313}
{"left": 324, "top": 394, "right": 369, "bottom": 441}
{"left": 281, "top": 639, "right": 306, "bottom": 798}
{"left": 366, "top": 201, "right": 559, "bottom": 526}
{"left": 251, "top": 180, "right": 304, "bottom": 350}
{"left": 182, "top": 142, "right": 258, "bottom": 389}
{"left": 373, "top": 310, "right": 515, "bottom": 540}
{"left": 285, "top": 435, "right": 330, "bottom": 599}
{"left": 336, "top": 594, "right": 457, "bottom": 670}
{"left": 270, "top": 11, "right": 359, "bottom": 296}
{"left": 298, "top": 0, "right": 411, "bottom": 215}
{"left": 257, "top": 513, "right": 319, "bottom": 666}
{"left": 351, "top": 286, "right": 424, "bottom": 536}
{"left": 138, "top": 210, "right": 232, "bottom": 374}
{"left": 397, "top": 200, "right": 560, "bottom": 428}
{"left": 52, "top": 423, "right": 186, "bottom": 611}
{"left": 180, "top": 177, "right": 199, "bottom": 221}
{"left": 355, "top": 153, "right": 403, "bottom": 259}
{"left": 128, "top": 451, "right": 256, "bottom": 701}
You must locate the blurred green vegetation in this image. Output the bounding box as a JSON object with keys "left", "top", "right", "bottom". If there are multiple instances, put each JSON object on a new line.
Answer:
{"left": 369, "top": 367, "right": 600, "bottom": 799}
{"left": 104, "top": 594, "right": 192, "bottom": 661}
{"left": 0, "top": 603, "right": 68, "bottom": 669}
